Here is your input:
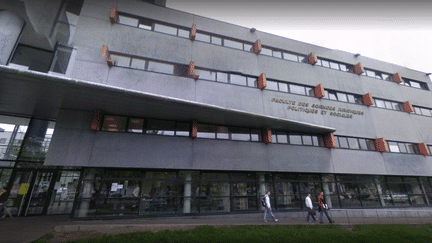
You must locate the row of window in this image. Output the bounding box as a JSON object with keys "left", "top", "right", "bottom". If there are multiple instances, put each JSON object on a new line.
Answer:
{"left": 111, "top": 52, "right": 432, "bottom": 118}
{"left": 102, "top": 115, "right": 432, "bottom": 155}
{"left": 117, "top": 13, "right": 429, "bottom": 91}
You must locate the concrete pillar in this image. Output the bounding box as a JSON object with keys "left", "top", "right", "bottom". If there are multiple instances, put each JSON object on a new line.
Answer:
{"left": 0, "top": 10, "right": 25, "bottom": 65}
{"left": 323, "top": 183, "right": 333, "bottom": 208}
{"left": 183, "top": 172, "right": 192, "bottom": 213}
{"left": 77, "top": 171, "right": 95, "bottom": 217}
{"left": 375, "top": 178, "right": 386, "bottom": 206}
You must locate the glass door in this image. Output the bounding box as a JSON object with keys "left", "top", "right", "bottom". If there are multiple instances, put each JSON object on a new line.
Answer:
{"left": 7, "top": 171, "right": 33, "bottom": 216}
{"left": 25, "top": 171, "right": 56, "bottom": 216}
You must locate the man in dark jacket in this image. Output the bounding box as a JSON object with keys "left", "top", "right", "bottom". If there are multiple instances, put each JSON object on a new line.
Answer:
{"left": 317, "top": 191, "right": 334, "bottom": 224}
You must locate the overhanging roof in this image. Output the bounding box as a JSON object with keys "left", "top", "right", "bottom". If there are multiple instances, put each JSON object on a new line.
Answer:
{"left": 0, "top": 65, "right": 336, "bottom": 134}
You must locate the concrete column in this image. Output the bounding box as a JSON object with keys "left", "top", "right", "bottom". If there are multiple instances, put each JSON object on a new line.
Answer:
{"left": 323, "top": 183, "right": 333, "bottom": 208}
{"left": 77, "top": 171, "right": 95, "bottom": 217}
{"left": 375, "top": 178, "right": 386, "bottom": 206}
{"left": 0, "top": 10, "right": 25, "bottom": 65}
{"left": 183, "top": 172, "right": 192, "bottom": 213}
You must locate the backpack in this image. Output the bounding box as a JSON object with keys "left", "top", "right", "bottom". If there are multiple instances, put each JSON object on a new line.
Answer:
{"left": 261, "top": 196, "right": 267, "bottom": 207}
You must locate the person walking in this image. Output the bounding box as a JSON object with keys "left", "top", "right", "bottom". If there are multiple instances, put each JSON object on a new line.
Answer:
{"left": 262, "top": 191, "right": 278, "bottom": 223}
{"left": 305, "top": 193, "right": 316, "bottom": 222}
{"left": 318, "top": 191, "right": 334, "bottom": 224}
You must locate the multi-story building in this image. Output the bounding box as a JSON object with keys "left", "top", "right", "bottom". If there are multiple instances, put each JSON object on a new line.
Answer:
{"left": 1, "top": 0, "right": 432, "bottom": 218}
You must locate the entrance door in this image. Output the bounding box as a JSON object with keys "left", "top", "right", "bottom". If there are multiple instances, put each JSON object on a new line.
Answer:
{"left": 24, "top": 171, "right": 56, "bottom": 216}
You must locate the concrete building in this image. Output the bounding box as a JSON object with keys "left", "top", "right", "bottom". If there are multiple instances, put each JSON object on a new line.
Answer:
{"left": 1, "top": 0, "right": 432, "bottom": 218}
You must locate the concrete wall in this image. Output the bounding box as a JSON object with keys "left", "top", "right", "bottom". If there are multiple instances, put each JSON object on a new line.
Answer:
{"left": 44, "top": 0, "right": 432, "bottom": 176}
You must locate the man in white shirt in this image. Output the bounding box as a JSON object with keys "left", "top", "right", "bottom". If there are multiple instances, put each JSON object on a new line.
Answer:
{"left": 305, "top": 193, "right": 317, "bottom": 222}
{"left": 263, "top": 191, "right": 278, "bottom": 223}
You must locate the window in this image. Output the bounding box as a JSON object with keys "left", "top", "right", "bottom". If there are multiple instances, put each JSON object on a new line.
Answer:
{"left": 347, "top": 137, "right": 359, "bottom": 149}
{"left": 251, "top": 129, "right": 262, "bottom": 142}
{"left": 283, "top": 53, "right": 298, "bottom": 62}
{"left": 329, "top": 62, "right": 339, "bottom": 70}
{"left": 230, "top": 74, "right": 247, "bottom": 86}
{"left": 177, "top": 29, "right": 189, "bottom": 38}
{"left": 366, "top": 70, "right": 375, "bottom": 77}
{"left": 196, "top": 69, "right": 216, "bottom": 81}
{"left": 305, "top": 87, "right": 315, "bottom": 97}
{"left": 111, "top": 55, "right": 131, "bottom": 67}
{"left": 216, "top": 126, "right": 229, "bottom": 139}
{"left": 366, "top": 139, "right": 376, "bottom": 151}
{"left": 406, "top": 144, "right": 418, "bottom": 154}
{"left": 260, "top": 48, "right": 272, "bottom": 56}
{"left": 118, "top": 15, "right": 139, "bottom": 27}
{"left": 266, "top": 80, "right": 278, "bottom": 91}
{"left": 276, "top": 131, "right": 288, "bottom": 144}
{"left": 327, "top": 91, "right": 337, "bottom": 101}
{"left": 398, "top": 143, "right": 408, "bottom": 153}
{"left": 273, "top": 51, "right": 282, "bottom": 58}
{"left": 154, "top": 23, "right": 177, "bottom": 36}
{"left": 290, "top": 84, "right": 306, "bottom": 95}
{"left": 176, "top": 122, "right": 190, "bottom": 137}
{"left": 102, "top": 116, "right": 127, "bottom": 132}
{"left": 289, "top": 134, "right": 302, "bottom": 145}
{"left": 146, "top": 119, "right": 175, "bottom": 136}
{"left": 302, "top": 135, "right": 313, "bottom": 146}
{"left": 243, "top": 43, "right": 252, "bottom": 52}
{"left": 336, "top": 93, "right": 348, "bottom": 102}
{"left": 338, "top": 137, "right": 349, "bottom": 148}
{"left": 211, "top": 37, "right": 222, "bottom": 45}
{"left": 127, "top": 118, "right": 144, "bottom": 133}
{"left": 247, "top": 77, "right": 257, "bottom": 87}
{"left": 358, "top": 139, "right": 368, "bottom": 150}
{"left": 321, "top": 60, "right": 330, "bottom": 68}
{"left": 375, "top": 99, "right": 385, "bottom": 108}
{"left": 279, "top": 83, "right": 288, "bottom": 92}
{"left": 231, "top": 127, "right": 250, "bottom": 141}
{"left": 195, "top": 33, "right": 211, "bottom": 43}
{"left": 388, "top": 141, "right": 400, "bottom": 152}
{"left": 421, "top": 108, "right": 432, "bottom": 117}
{"left": 196, "top": 124, "right": 216, "bottom": 139}
{"left": 131, "top": 58, "right": 146, "bottom": 70}
{"left": 224, "top": 39, "right": 243, "bottom": 50}
{"left": 147, "top": 61, "right": 173, "bottom": 74}
{"left": 217, "top": 72, "right": 228, "bottom": 83}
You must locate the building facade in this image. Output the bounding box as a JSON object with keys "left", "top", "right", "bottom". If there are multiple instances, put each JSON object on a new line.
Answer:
{"left": 1, "top": 0, "right": 432, "bottom": 218}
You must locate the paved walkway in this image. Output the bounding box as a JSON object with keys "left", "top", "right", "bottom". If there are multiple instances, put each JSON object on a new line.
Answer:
{"left": 1, "top": 208, "right": 432, "bottom": 243}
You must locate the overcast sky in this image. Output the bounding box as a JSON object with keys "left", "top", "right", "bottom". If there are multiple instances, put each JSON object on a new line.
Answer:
{"left": 166, "top": 0, "right": 432, "bottom": 77}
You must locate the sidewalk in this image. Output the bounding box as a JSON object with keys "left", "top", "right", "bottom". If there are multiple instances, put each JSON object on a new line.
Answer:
{"left": 1, "top": 208, "right": 432, "bottom": 243}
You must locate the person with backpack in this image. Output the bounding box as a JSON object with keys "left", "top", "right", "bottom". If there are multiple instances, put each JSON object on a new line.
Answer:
{"left": 318, "top": 191, "right": 334, "bottom": 224}
{"left": 262, "top": 191, "right": 278, "bottom": 223}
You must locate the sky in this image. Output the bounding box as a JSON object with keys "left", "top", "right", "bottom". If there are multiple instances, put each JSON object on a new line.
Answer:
{"left": 166, "top": 0, "right": 432, "bottom": 76}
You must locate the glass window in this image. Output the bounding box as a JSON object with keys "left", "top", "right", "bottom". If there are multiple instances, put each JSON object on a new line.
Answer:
{"left": 382, "top": 73, "right": 391, "bottom": 81}
{"left": 177, "top": 29, "right": 189, "bottom": 38}
{"left": 145, "top": 119, "right": 175, "bottom": 136}
{"left": 0, "top": 116, "right": 30, "bottom": 161}
{"left": 414, "top": 107, "right": 422, "bottom": 115}
{"left": 339, "top": 64, "right": 348, "bottom": 71}
{"left": 147, "top": 61, "right": 174, "bottom": 74}
{"left": 176, "top": 122, "right": 190, "bottom": 137}
{"left": 321, "top": 60, "right": 330, "bottom": 68}
{"left": 266, "top": 80, "right": 278, "bottom": 91}
{"left": 366, "top": 139, "right": 376, "bottom": 151}
{"left": 111, "top": 54, "right": 131, "bottom": 67}
{"left": 276, "top": 131, "right": 288, "bottom": 144}
{"left": 398, "top": 143, "right": 408, "bottom": 153}
{"left": 312, "top": 136, "right": 319, "bottom": 146}
{"left": 283, "top": 53, "right": 298, "bottom": 62}
{"left": 329, "top": 62, "right": 339, "bottom": 70}
{"left": 231, "top": 127, "right": 250, "bottom": 141}
{"left": 347, "top": 94, "right": 356, "bottom": 103}
{"left": 392, "top": 102, "right": 401, "bottom": 111}
{"left": 216, "top": 126, "right": 229, "bottom": 139}
{"left": 127, "top": 118, "right": 144, "bottom": 133}
{"left": 118, "top": 15, "right": 139, "bottom": 27}
{"left": 195, "top": 33, "right": 211, "bottom": 43}
{"left": 278, "top": 83, "right": 288, "bottom": 92}
{"left": 260, "top": 48, "right": 272, "bottom": 56}
{"left": 102, "top": 116, "right": 127, "bottom": 132}
{"left": 130, "top": 58, "right": 146, "bottom": 70}
{"left": 388, "top": 141, "right": 400, "bottom": 152}
{"left": 289, "top": 84, "right": 306, "bottom": 95}
{"left": 243, "top": 43, "right": 252, "bottom": 52}
{"left": 247, "top": 77, "right": 257, "bottom": 87}
{"left": 375, "top": 99, "right": 385, "bottom": 108}
{"left": 138, "top": 23, "right": 152, "bottom": 30}
{"left": 302, "top": 135, "right": 313, "bottom": 146}
{"left": 251, "top": 129, "right": 262, "bottom": 142}
{"left": 217, "top": 72, "right": 228, "bottom": 83}
{"left": 354, "top": 96, "right": 363, "bottom": 105}
{"left": 230, "top": 74, "right": 247, "bottom": 86}
{"left": 289, "top": 134, "right": 302, "bottom": 145}
{"left": 305, "top": 87, "right": 315, "bottom": 97}
{"left": 196, "top": 124, "right": 216, "bottom": 139}
{"left": 271, "top": 134, "right": 277, "bottom": 143}
{"left": 406, "top": 144, "right": 418, "bottom": 154}
{"left": 154, "top": 23, "right": 178, "bottom": 36}
{"left": 410, "top": 81, "right": 421, "bottom": 89}
{"left": 366, "top": 70, "right": 375, "bottom": 77}
{"left": 273, "top": 51, "right": 282, "bottom": 58}
{"left": 384, "top": 101, "right": 393, "bottom": 109}
{"left": 328, "top": 91, "right": 337, "bottom": 100}
{"left": 336, "top": 93, "right": 348, "bottom": 102}
{"left": 211, "top": 37, "right": 222, "bottom": 45}
{"left": 421, "top": 108, "right": 432, "bottom": 116}
{"left": 358, "top": 139, "right": 368, "bottom": 150}
{"left": 224, "top": 39, "right": 243, "bottom": 50}
{"left": 196, "top": 69, "right": 216, "bottom": 81}
{"left": 338, "top": 137, "right": 349, "bottom": 148}
{"left": 348, "top": 137, "right": 359, "bottom": 149}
